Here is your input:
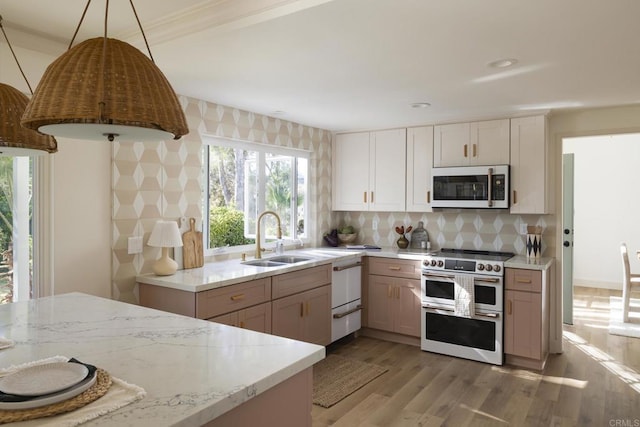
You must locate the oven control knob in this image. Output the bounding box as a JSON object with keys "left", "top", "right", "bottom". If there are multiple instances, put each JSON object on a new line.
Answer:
{"left": 486, "top": 264, "right": 493, "bottom": 272}
{"left": 423, "top": 260, "right": 430, "bottom": 267}
{"left": 477, "top": 264, "right": 485, "bottom": 271}
{"left": 494, "top": 265, "right": 501, "bottom": 272}
{"left": 437, "top": 260, "right": 444, "bottom": 267}
{"left": 430, "top": 260, "right": 437, "bottom": 267}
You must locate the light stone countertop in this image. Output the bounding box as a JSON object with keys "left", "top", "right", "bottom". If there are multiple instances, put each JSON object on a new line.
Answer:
{"left": 0, "top": 292, "right": 324, "bottom": 426}
{"left": 136, "top": 247, "right": 433, "bottom": 292}
{"left": 505, "top": 255, "right": 555, "bottom": 271}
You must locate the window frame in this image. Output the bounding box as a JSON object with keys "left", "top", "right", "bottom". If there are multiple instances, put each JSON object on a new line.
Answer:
{"left": 202, "top": 135, "right": 310, "bottom": 256}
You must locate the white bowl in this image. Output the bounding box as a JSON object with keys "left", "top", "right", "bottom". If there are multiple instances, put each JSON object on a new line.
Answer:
{"left": 338, "top": 233, "right": 357, "bottom": 244}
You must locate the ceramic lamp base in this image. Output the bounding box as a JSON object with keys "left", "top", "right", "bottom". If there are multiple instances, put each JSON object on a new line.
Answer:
{"left": 153, "top": 247, "right": 178, "bottom": 276}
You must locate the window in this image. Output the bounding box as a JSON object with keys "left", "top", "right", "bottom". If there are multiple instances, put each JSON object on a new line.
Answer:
{"left": 0, "top": 156, "right": 34, "bottom": 304}
{"left": 203, "top": 137, "right": 309, "bottom": 253}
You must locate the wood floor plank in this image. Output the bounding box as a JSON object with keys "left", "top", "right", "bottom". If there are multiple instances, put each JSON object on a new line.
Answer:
{"left": 312, "top": 287, "right": 640, "bottom": 426}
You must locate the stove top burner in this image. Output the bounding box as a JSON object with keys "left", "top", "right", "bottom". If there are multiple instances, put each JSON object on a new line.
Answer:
{"left": 434, "top": 248, "right": 514, "bottom": 262}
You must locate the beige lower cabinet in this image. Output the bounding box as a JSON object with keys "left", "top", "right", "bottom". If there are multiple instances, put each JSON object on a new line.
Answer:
{"left": 366, "top": 257, "right": 421, "bottom": 338}
{"left": 504, "top": 267, "right": 549, "bottom": 370}
{"left": 271, "top": 264, "right": 332, "bottom": 346}
{"left": 271, "top": 285, "right": 331, "bottom": 345}
{"left": 210, "top": 302, "right": 272, "bottom": 334}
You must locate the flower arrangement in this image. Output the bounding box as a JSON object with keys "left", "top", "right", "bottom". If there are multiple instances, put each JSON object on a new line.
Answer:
{"left": 394, "top": 225, "right": 412, "bottom": 249}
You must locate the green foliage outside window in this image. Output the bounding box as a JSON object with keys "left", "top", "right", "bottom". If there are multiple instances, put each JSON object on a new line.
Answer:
{"left": 209, "top": 206, "right": 255, "bottom": 247}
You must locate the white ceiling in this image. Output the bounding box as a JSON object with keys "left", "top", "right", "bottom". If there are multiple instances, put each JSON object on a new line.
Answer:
{"left": 1, "top": 0, "right": 639, "bottom": 132}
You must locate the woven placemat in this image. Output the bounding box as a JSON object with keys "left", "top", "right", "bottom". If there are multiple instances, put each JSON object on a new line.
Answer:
{"left": 0, "top": 368, "right": 112, "bottom": 424}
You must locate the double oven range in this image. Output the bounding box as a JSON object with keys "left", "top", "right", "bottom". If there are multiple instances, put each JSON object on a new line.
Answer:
{"left": 420, "top": 248, "right": 514, "bottom": 365}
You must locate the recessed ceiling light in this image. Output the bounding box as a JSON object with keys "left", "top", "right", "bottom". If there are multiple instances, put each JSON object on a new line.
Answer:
{"left": 488, "top": 58, "right": 518, "bottom": 68}
{"left": 411, "top": 102, "right": 431, "bottom": 109}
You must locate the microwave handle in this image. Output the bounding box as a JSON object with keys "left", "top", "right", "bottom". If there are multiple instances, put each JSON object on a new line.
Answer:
{"left": 487, "top": 167, "right": 493, "bottom": 207}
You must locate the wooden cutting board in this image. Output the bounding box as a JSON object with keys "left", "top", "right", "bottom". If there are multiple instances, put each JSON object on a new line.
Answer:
{"left": 182, "top": 217, "right": 204, "bottom": 269}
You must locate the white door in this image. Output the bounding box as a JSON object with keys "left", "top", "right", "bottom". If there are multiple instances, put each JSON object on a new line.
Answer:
{"left": 370, "top": 129, "right": 406, "bottom": 212}
{"left": 562, "top": 153, "right": 575, "bottom": 324}
{"left": 332, "top": 132, "right": 370, "bottom": 211}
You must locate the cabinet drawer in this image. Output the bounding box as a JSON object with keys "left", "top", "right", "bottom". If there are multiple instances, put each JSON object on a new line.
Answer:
{"left": 368, "top": 257, "right": 421, "bottom": 279}
{"left": 272, "top": 264, "right": 331, "bottom": 299}
{"left": 196, "top": 278, "right": 271, "bottom": 319}
{"left": 505, "top": 268, "right": 542, "bottom": 293}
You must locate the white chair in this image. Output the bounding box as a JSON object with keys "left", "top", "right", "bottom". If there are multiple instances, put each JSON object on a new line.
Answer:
{"left": 620, "top": 243, "right": 640, "bottom": 322}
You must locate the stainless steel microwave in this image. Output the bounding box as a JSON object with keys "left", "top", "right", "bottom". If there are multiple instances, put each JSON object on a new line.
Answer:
{"left": 431, "top": 165, "right": 509, "bottom": 209}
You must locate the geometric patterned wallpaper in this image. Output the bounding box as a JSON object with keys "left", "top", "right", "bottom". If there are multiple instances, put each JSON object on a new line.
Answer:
{"left": 337, "top": 210, "right": 554, "bottom": 257}
{"left": 111, "top": 96, "right": 333, "bottom": 303}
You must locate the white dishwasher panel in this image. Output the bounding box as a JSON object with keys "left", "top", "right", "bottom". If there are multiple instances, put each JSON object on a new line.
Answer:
{"left": 331, "top": 299, "right": 362, "bottom": 342}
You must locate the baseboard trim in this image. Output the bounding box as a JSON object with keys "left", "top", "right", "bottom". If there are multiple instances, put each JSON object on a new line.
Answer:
{"left": 359, "top": 328, "right": 420, "bottom": 347}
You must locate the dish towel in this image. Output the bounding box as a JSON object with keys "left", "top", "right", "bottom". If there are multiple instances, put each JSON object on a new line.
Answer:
{"left": 0, "top": 356, "right": 146, "bottom": 427}
{"left": 454, "top": 274, "right": 475, "bottom": 317}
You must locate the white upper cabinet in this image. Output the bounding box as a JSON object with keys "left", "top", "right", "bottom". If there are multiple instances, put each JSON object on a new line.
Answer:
{"left": 333, "top": 129, "right": 406, "bottom": 211}
{"left": 406, "top": 126, "right": 434, "bottom": 212}
{"left": 510, "top": 116, "right": 551, "bottom": 214}
{"left": 434, "top": 119, "right": 510, "bottom": 167}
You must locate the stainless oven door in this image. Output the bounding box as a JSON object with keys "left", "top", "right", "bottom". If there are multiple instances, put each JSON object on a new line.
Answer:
{"left": 421, "top": 272, "right": 503, "bottom": 312}
{"left": 420, "top": 304, "right": 503, "bottom": 365}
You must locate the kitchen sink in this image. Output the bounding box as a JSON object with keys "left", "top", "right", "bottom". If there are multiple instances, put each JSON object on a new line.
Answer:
{"left": 241, "top": 255, "right": 313, "bottom": 267}
{"left": 268, "top": 255, "right": 313, "bottom": 264}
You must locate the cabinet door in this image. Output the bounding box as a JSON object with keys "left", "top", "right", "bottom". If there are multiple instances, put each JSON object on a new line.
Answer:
{"left": 303, "top": 285, "right": 331, "bottom": 346}
{"left": 332, "top": 132, "right": 370, "bottom": 211}
{"left": 470, "top": 119, "right": 510, "bottom": 165}
{"left": 406, "top": 126, "right": 434, "bottom": 212}
{"left": 367, "top": 275, "right": 395, "bottom": 332}
{"left": 433, "top": 122, "right": 470, "bottom": 167}
{"left": 370, "top": 129, "right": 407, "bottom": 211}
{"left": 239, "top": 303, "right": 272, "bottom": 334}
{"left": 272, "top": 292, "right": 306, "bottom": 342}
{"left": 209, "top": 311, "right": 238, "bottom": 327}
{"left": 510, "top": 116, "right": 549, "bottom": 214}
{"left": 505, "top": 289, "right": 542, "bottom": 359}
{"left": 394, "top": 278, "right": 421, "bottom": 337}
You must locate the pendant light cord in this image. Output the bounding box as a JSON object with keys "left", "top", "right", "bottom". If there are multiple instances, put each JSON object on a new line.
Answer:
{"left": 0, "top": 16, "right": 34, "bottom": 94}
{"left": 68, "top": 0, "right": 92, "bottom": 50}
{"left": 129, "top": 0, "right": 154, "bottom": 63}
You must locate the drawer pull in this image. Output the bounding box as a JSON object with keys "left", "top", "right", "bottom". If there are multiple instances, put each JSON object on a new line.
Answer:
{"left": 230, "top": 294, "right": 245, "bottom": 301}
{"left": 507, "top": 300, "right": 512, "bottom": 315}
{"left": 333, "top": 305, "right": 363, "bottom": 319}
{"left": 239, "top": 321, "right": 245, "bottom": 328}
{"left": 388, "top": 266, "right": 401, "bottom": 271}
{"left": 516, "top": 279, "right": 532, "bottom": 284}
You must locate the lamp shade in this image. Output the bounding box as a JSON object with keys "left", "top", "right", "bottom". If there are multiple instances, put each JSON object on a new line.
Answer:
{"left": 0, "top": 83, "right": 57, "bottom": 154}
{"left": 21, "top": 37, "right": 188, "bottom": 142}
{"left": 148, "top": 220, "right": 183, "bottom": 248}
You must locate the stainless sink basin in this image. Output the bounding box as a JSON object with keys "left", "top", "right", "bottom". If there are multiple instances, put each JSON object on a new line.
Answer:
{"left": 268, "top": 255, "right": 313, "bottom": 264}
{"left": 242, "top": 255, "right": 313, "bottom": 267}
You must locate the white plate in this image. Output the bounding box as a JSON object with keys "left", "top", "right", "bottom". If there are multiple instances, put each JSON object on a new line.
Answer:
{"left": 0, "top": 369, "right": 97, "bottom": 410}
{"left": 0, "top": 362, "right": 89, "bottom": 396}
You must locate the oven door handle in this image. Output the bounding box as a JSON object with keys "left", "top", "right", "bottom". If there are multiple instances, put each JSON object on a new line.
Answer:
{"left": 422, "top": 273, "right": 500, "bottom": 284}
{"left": 332, "top": 305, "right": 362, "bottom": 319}
{"left": 422, "top": 303, "right": 500, "bottom": 319}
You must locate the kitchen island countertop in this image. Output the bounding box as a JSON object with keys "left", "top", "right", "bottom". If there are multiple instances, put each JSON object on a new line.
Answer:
{"left": 0, "top": 292, "right": 324, "bottom": 426}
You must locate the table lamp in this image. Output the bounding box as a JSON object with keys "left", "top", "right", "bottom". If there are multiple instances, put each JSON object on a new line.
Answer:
{"left": 148, "top": 220, "right": 183, "bottom": 276}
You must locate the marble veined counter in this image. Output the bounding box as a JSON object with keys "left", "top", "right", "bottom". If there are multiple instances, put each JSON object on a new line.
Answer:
{"left": 136, "top": 247, "right": 432, "bottom": 293}
{"left": 0, "top": 293, "right": 325, "bottom": 426}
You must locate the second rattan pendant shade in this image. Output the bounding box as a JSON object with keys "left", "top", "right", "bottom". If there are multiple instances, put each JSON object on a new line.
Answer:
{"left": 0, "top": 83, "right": 57, "bottom": 154}
{"left": 21, "top": 37, "right": 188, "bottom": 142}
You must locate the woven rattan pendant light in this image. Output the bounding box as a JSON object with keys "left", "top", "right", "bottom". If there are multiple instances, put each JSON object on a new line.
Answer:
{"left": 0, "top": 16, "right": 57, "bottom": 154}
{"left": 21, "top": 0, "right": 188, "bottom": 143}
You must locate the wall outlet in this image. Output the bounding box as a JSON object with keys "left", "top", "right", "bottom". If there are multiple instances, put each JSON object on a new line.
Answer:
{"left": 128, "top": 236, "right": 143, "bottom": 254}
{"left": 372, "top": 220, "right": 378, "bottom": 230}
{"left": 520, "top": 223, "right": 528, "bottom": 235}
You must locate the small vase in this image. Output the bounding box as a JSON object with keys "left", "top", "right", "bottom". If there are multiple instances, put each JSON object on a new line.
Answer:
{"left": 396, "top": 235, "right": 409, "bottom": 249}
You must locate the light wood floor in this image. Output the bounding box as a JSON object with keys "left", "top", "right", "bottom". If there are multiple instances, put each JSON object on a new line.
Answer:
{"left": 312, "top": 286, "right": 640, "bottom": 426}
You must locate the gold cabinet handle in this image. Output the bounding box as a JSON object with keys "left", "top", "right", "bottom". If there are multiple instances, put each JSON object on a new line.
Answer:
{"left": 388, "top": 266, "right": 401, "bottom": 271}
{"left": 239, "top": 321, "right": 245, "bottom": 328}
{"left": 371, "top": 191, "right": 374, "bottom": 203}
{"left": 306, "top": 301, "right": 310, "bottom": 316}
{"left": 427, "top": 190, "right": 431, "bottom": 203}
{"left": 300, "top": 302, "right": 304, "bottom": 317}
{"left": 395, "top": 287, "right": 400, "bottom": 299}
{"left": 230, "top": 294, "right": 245, "bottom": 301}
{"left": 473, "top": 144, "right": 477, "bottom": 157}
{"left": 463, "top": 144, "right": 468, "bottom": 158}
{"left": 507, "top": 300, "right": 512, "bottom": 315}
{"left": 513, "top": 190, "right": 517, "bottom": 204}
{"left": 387, "top": 285, "right": 392, "bottom": 298}
{"left": 516, "top": 279, "right": 532, "bottom": 284}
{"left": 364, "top": 191, "right": 367, "bottom": 203}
